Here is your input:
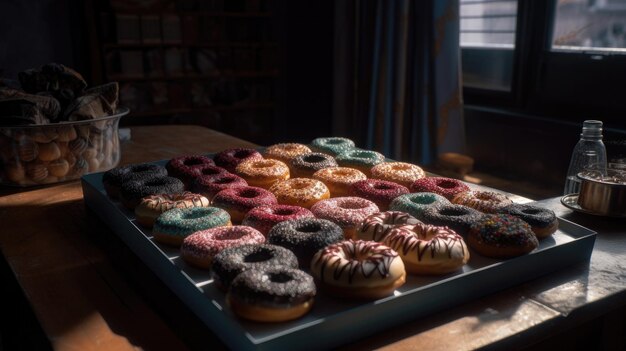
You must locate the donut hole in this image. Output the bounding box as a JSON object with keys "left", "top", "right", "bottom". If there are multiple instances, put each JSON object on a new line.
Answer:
{"left": 334, "top": 169, "right": 352, "bottom": 177}
{"left": 290, "top": 180, "right": 311, "bottom": 190}
{"left": 244, "top": 249, "right": 273, "bottom": 263}
{"left": 437, "top": 180, "right": 460, "bottom": 189}
{"left": 274, "top": 208, "right": 296, "bottom": 216}
{"left": 339, "top": 201, "right": 368, "bottom": 210}
{"left": 410, "top": 196, "right": 435, "bottom": 205}
{"left": 183, "top": 158, "right": 204, "bottom": 166}
{"left": 392, "top": 164, "right": 410, "bottom": 171}
{"left": 214, "top": 176, "right": 237, "bottom": 184}
{"left": 304, "top": 155, "right": 327, "bottom": 163}
{"left": 440, "top": 208, "right": 468, "bottom": 217}
{"left": 201, "top": 168, "right": 221, "bottom": 176}
{"left": 522, "top": 209, "right": 541, "bottom": 215}
{"left": 253, "top": 160, "right": 276, "bottom": 168}
{"left": 325, "top": 139, "right": 344, "bottom": 145}
{"left": 296, "top": 222, "right": 322, "bottom": 233}
{"left": 268, "top": 272, "right": 293, "bottom": 283}
{"left": 145, "top": 178, "right": 168, "bottom": 186}
{"left": 234, "top": 150, "right": 253, "bottom": 159}
{"left": 373, "top": 183, "right": 394, "bottom": 190}
{"left": 350, "top": 151, "right": 370, "bottom": 159}
{"left": 239, "top": 189, "right": 260, "bottom": 198}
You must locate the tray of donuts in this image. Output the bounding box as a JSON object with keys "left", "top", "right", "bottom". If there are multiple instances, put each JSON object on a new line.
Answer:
{"left": 81, "top": 137, "right": 597, "bottom": 351}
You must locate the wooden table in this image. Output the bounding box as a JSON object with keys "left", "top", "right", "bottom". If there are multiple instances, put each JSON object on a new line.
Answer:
{"left": 1, "top": 125, "right": 625, "bottom": 350}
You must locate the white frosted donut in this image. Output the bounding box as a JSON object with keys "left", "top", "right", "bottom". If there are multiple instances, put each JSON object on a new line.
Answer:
{"left": 310, "top": 240, "right": 406, "bottom": 299}
{"left": 355, "top": 211, "right": 421, "bottom": 242}
{"left": 383, "top": 223, "right": 469, "bottom": 275}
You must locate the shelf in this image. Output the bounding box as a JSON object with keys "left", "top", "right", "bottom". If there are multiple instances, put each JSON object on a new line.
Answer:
{"left": 129, "top": 103, "right": 275, "bottom": 117}
{"left": 109, "top": 71, "right": 279, "bottom": 81}
{"left": 103, "top": 42, "right": 279, "bottom": 49}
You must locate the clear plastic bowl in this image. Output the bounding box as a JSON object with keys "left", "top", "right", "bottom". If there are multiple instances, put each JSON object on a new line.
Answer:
{"left": 0, "top": 107, "right": 129, "bottom": 186}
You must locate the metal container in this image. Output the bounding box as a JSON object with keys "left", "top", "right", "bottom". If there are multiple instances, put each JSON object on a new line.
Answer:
{"left": 577, "top": 169, "right": 626, "bottom": 216}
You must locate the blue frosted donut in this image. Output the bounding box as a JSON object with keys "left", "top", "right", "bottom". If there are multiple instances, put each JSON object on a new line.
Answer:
{"left": 335, "top": 149, "right": 386, "bottom": 175}
{"left": 310, "top": 137, "right": 356, "bottom": 156}
{"left": 152, "top": 206, "right": 231, "bottom": 246}
{"left": 389, "top": 192, "right": 449, "bottom": 219}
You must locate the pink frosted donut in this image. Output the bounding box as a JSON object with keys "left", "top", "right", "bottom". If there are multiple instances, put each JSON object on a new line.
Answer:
{"left": 190, "top": 173, "right": 248, "bottom": 201}
{"left": 166, "top": 155, "right": 216, "bottom": 187}
{"left": 351, "top": 179, "right": 410, "bottom": 211}
{"left": 212, "top": 186, "right": 278, "bottom": 224}
{"left": 213, "top": 148, "right": 263, "bottom": 173}
{"left": 311, "top": 197, "right": 379, "bottom": 240}
{"left": 242, "top": 204, "right": 315, "bottom": 236}
{"left": 181, "top": 226, "right": 265, "bottom": 269}
{"left": 410, "top": 177, "right": 470, "bottom": 200}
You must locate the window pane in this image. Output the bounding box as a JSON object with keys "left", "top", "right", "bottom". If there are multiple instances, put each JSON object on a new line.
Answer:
{"left": 460, "top": 0, "right": 518, "bottom": 91}
{"left": 552, "top": 0, "right": 626, "bottom": 52}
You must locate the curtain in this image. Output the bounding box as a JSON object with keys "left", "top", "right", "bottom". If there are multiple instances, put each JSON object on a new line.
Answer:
{"left": 333, "top": 0, "right": 465, "bottom": 165}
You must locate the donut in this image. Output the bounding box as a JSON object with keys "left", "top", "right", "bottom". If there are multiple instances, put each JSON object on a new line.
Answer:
{"left": 351, "top": 179, "right": 410, "bottom": 211}
{"left": 267, "top": 217, "right": 344, "bottom": 267}
{"left": 213, "top": 148, "right": 263, "bottom": 173}
{"left": 227, "top": 267, "right": 316, "bottom": 322}
{"left": 335, "top": 149, "right": 386, "bottom": 176}
{"left": 190, "top": 173, "right": 248, "bottom": 201}
{"left": 242, "top": 204, "right": 314, "bottom": 236}
{"left": 269, "top": 178, "right": 330, "bottom": 209}
{"left": 498, "top": 204, "right": 558, "bottom": 239}
{"left": 165, "top": 155, "right": 217, "bottom": 187}
{"left": 212, "top": 186, "right": 278, "bottom": 224}
{"left": 356, "top": 211, "right": 421, "bottom": 242}
{"left": 235, "top": 158, "right": 290, "bottom": 189}
{"left": 310, "top": 197, "right": 380, "bottom": 240}
{"left": 310, "top": 137, "right": 355, "bottom": 156}
{"left": 181, "top": 225, "right": 265, "bottom": 269}
{"left": 17, "top": 138, "right": 38, "bottom": 162}
{"left": 420, "top": 204, "right": 483, "bottom": 236}
{"left": 134, "top": 191, "right": 211, "bottom": 228}
{"left": 383, "top": 223, "right": 469, "bottom": 275}
{"left": 310, "top": 240, "right": 406, "bottom": 299}
{"left": 370, "top": 162, "right": 426, "bottom": 188}
{"left": 102, "top": 163, "right": 168, "bottom": 199}
{"left": 410, "top": 177, "right": 470, "bottom": 200}
{"left": 312, "top": 167, "right": 367, "bottom": 197}
{"left": 37, "top": 142, "right": 61, "bottom": 161}
{"left": 152, "top": 206, "right": 231, "bottom": 246}
{"left": 263, "top": 143, "right": 312, "bottom": 163}
{"left": 467, "top": 214, "right": 539, "bottom": 258}
{"left": 289, "top": 152, "right": 338, "bottom": 178}
{"left": 48, "top": 158, "right": 70, "bottom": 178}
{"left": 211, "top": 244, "right": 299, "bottom": 291}
{"left": 56, "top": 125, "right": 77, "bottom": 142}
{"left": 389, "top": 192, "right": 449, "bottom": 219}
{"left": 452, "top": 190, "right": 513, "bottom": 214}
{"left": 120, "top": 176, "right": 184, "bottom": 209}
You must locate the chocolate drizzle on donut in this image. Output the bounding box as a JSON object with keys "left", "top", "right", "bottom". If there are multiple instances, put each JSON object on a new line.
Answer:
{"left": 358, "top": 211, "right": 420, "bottom": 242}
{"left": 385, "top": 224, "right": 466, "bottom": 262}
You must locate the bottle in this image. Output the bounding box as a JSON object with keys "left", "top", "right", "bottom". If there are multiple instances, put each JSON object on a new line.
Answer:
{"left": 563, "top": 120, "right": 608, "bottom": 195}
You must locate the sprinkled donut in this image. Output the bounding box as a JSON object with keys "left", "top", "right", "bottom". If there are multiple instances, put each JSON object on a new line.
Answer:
{"left": 452, "top": 190, "right": 513, "bottom": 213}
{"left": 190, "top": 173, "right": 248, "bottom": 201}
{"left": 370, "top": 162, "right": 426, "bottom": 188}
{"left": 383, "top": 223, "right": 469, "bottom": 275}
{"left": 227, "top": 267, "right": 316, "bottom": 322}
{"left": 312, "top": 166, "right": 367, "bottom": 197}
{"left": 212, "top": 186, "right": 278, "bottom": 223}
{"left": 310, "top": 240, "right": 406, "bottom": 299}
{"left": 181, "top": 225, "right": 265, "bottom": 269}
{"left": 389, "top": 192, "right": 450, "bottom": 219}
{"left": 120, "top": 176, "right": 184, "bottom": 209}
{"left": 356, "top": 211, "right": 421, "bottom": 242}
{"left": 410, "top": 177, "right": 470, "bottom": 200}
{"left": 211, "top": 243, "right": 298, "bottom": 290}
{"left": 103, "top": 163, "right": 167, "bottom": 199}
{"left": 242, "top": 204, "right": 314, "bottom": 236}
{"left": 263, "top": 143, "right": 312, "bottom": 163}
{"left": 467, "top": 214, "right": 539, "bottom": 258}
{"left": 420, "top": 204, "right": 483, "bottom": 236}
{"left": 290, "top": 152, "right": 338, "bottom": 178}
{"left": 351, "top": 179, "right": 410, "bottom": 211}
{"left": 498, "top": 204, "right": 558, "bottom": 239}
{"left": 335, "top": 149, "right": 386, "bottom": 176}
{"left": 135, "top": 191, "right": 211, "bottom": 228}
{"left": 152, "top": 206, "right": 231, "bottom": 246}
{"left": 310, "top": 137, "right": 355, "bottom": 156}
{"left": 214, "top": 148, "right": 263, "bottom": 173}
{"left": 235, "top": 158, "right": 290, "bottom": 189}
{"left": 269, "top": 178, "right": 330, "bottom": 209}
{"left": 311, "top": 197, "right": 380, "bottom": 240}
{"left": 267, "top": 217, "right": 344, "bottom": 267}
{"left": 165, "top": 155, "right": 216, "bottom": 188}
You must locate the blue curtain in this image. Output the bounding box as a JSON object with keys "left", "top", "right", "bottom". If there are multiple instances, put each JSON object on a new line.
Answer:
{"left": 334, "top": 0, "right": 465, "bottom": 165}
